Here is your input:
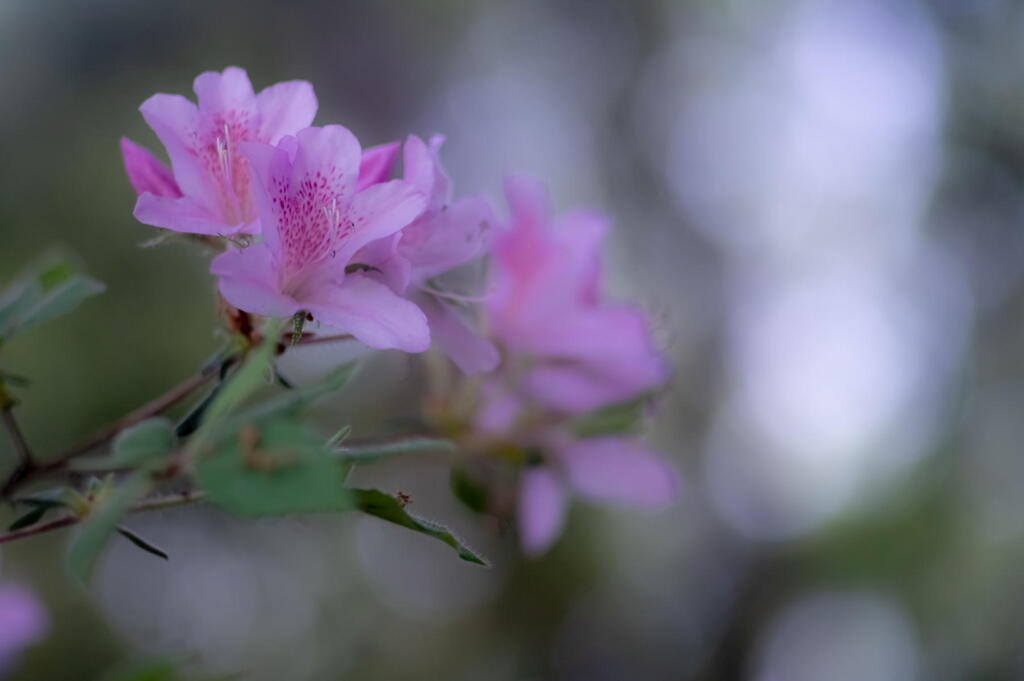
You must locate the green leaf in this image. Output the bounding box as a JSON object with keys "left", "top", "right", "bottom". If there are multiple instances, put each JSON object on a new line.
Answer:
{"left": 334, "top": 437, "right": 456, "bottom": 464}
{"left": 66, "top": 474, "right": 152, "bottom": 585}
{"left": 225, "top": 362, "right": 358, "bottom": 430}
{"left": 352, "top": 489, "right": 488, "bottom": 566}
{"left": 109, "top": 418, "right": 177, "bottom": 468}
{"left": 572, "top": 396, "right": 650, "bottom": 439}
{"left": 450, "top": 465, "right": 489, "bottom": 514}
{"left": 0, "top": 253, "right": 105, "bottom": 342}
{"left": 117, "top": 527, "right": 169, "bottom": 560}
{"left": 325, "top": 425, "right": 352, "bottom": 448}
{"left": 184, "top": 318, "right": 284, "bottom": 456}
{"left": 196, "top": 420, "right": 352, "bottom": 517}
{"left": 8, "top": 505, "right": 48, "bottom": 531}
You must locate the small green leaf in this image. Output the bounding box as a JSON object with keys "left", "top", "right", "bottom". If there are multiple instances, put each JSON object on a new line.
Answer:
{"left": 117, "top": 527, "right": 169, "bottom": 560}
{"left": 325, "top": 425, "right": 352, "bottom": 448}
{"left": 353, "top": 489, "right": 488, "bottom": 566}
{"left": 196, "top": 420, "right": 352, "bottom": 517}
{"left": 334, "top": 437, "right": 456, "bottom": 464}
{"left": 572, "top": 396, "right": 650, "bottom": 439}
{"left": 225, "top": 362, "right": 358, "bottom": 430}
{"left": 14, "top": 487, "right": 69, "bottom": 509}
{"left": 450, "top": 465, "right": 489, "bottom": 514}
{"left": 0, "top": 253, "right": 105, "bottom": 343}
{"left": 112, "top": 418, "right": 175, "bottom": 466}
{"left": 184, "top": 318, "right": 284, "bottom": 456}
{"left": 66, "top": 474, "right": 152, "bottom": 584}
{"left": 8, "top": 505, "right": 48, "bottom": 531}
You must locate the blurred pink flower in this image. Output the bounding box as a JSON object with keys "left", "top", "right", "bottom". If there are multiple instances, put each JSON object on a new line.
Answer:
{"left": 0, "top": 584, "right": 47, "bottom": 674}
{"left": 211, "top": 125, "right": 430, "bottom": 352}
{"left": 356, "top": 135, "right": 499, "bottom": 373}
{"left": 488, "top": 176, "right": 669, "bottom": 413}
{"left": 126, "top": 66, "right": 317, "bottom": 236}
{"left": 480, "top": 176, "right": 678, "bottom": 555}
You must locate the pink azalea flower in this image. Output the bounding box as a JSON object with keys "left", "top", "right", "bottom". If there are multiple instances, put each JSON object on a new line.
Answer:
{"left": 127, "top": 66, "right": 318, "bottom": 236}
{"left": 355, "top": 135, "right": 499, "bottom": 373}
{"left": 210, "top": 125, "right": 430, "bottom": 352}
{"left": 0, "top": 584, "right": 47, "bottom": 674}
{"left": 478, "top": 176, "right": 679, "bottom": 555}
{"left": 487, "top": 176, "right": 670, "bottom": 413}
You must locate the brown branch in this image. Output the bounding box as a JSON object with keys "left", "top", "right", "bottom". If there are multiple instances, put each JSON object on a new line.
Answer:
{"left": 0, "top": 407, "right": 35, "bottom": 498}
{"left": 0, "top": 489, "right": 207, "bottom": 546}
{"left": 48, "top": 371, "right": 218, "bottom": 466}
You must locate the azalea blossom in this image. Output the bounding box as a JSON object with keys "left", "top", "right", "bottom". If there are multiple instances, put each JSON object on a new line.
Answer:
{"left": 474, "top": 176, "right": 678, "bottom": 555}
{"left": 356, "top": 134, "right": 499, "bottom": 373}
{"left": 124, "top": 66, "right": 318, "bottom": 236}
{"left": 0, "top": 584, "right": 47, "bottom": 674}
{"left": 210, "top": 125, "right": 430, "bottom": 352}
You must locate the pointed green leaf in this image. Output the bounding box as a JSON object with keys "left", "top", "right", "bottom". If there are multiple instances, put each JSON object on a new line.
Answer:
{"left": 352, "top": 489, "right": 488, "bottom": 566}
{"left": 0, "top": 253, "right": 105, "bottom": 342}
{"left": 196, "top": 420, "right": 352, "bottom": 516}
{"left": 572, "top": 396, "right": 650, "bottom": 439}
{"left": 325, "top": 425, "right": 352, "bottom": 448}
{"left": 8, "top": 505, "right": 48, "bottom": 531}
{"left": 450, "top": 465, "right": 489, "bottom": 514}
{"left": 66, "top": 474, "right": 152, "bottom": 584}
{"left": 117, "top": 527, "right": 169, "bottom": 560}
{"left": 334, "top": 437, "right": 456, "bottom": 464}
{"left": 225, "top": 362, "right": 358, "bottom": 430}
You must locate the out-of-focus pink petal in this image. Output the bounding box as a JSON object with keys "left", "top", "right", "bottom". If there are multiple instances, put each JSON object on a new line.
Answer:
{"left": 403, "top": 195, "right": 494, "bottom": 282}
{"left": 416, "top": 293, "right": 500, "bottom": 375}
{"left": 474, "top": 380, "right": 523, "bottom": 434}
{"left": 402, "top": 134, "right": 451, "bottom": 212}
{"left": 517, "top": 467, "right": 568, "bottom": 556}
{"left": 559, "top": 437, "right": 679, "bottom": 508}
{"left": 340, "top": 180, "right": 426, "bottom": 265}
{"left": 193, "top": 66, "right": 257, "bottom": 115}
{"left": 256, "top": 80, "right": 317, "bottom": 144}
{"left": 305, "top": 274, "right": 430, "bottom": 352}
{"left": 133, "top": 193, "right": 242, "bottom": 236}
{"left": 357, "top": 141, "right": 401, "bottom": 191}
{"left": 120, "top": 138, "right": 181, "bottom": 198}
{"left": 211, "top": 244, "right": 300, "bottom": 318}
{"left": 503, "top": 175, "right": 551, "bottom": 230}
{"left": 0, "top": 585, "right": 47, "bottom": 671}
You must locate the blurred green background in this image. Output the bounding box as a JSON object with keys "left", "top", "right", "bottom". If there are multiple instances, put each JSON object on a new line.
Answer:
{"left": 3, "top": 0, "right": 1024, "bottom": 679}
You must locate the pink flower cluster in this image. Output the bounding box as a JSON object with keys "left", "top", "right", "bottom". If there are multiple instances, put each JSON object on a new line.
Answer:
{"left": 122, "top": 67, "right": 678, "bottom": 555}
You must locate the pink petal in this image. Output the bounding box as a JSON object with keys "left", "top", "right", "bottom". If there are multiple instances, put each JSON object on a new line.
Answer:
{"left": 138, "top": 93, "right": 214, "bottom": 207}
{"left": 503, "top": 175, "right": 551, "bottom": 230}
{"left": 256, "top": 80, "right": 317, "bottom": 144}
{"left": 120, "top": 138, "right": 181, "bottom": 198}
{"left": 357, "top": 141, "right": 401, "bottom": 191}
{"left": 304, "top": 274, "right": 430, "bottom": 352}
{"left": 517, "top": 467, "right": 568, "bottom": 556}
{"left": 474, "top": 380, "right": 524, "bottom": 433}
{"left": 352, "top": 233, "right": 412, "bottom": 294}
{"left": 416, "top": 293, "right": 499, "bottom": 375}
{"left": 211, "top": 244, "right": 300, "bottom": 318}
{"left": 193, "top": 66, "right": 257, "bottom": 116}
{"left": 338, "top": 180, "right": 427, "bottom": 265}
{"left": 559, "top": 437, "right": 680, "bottom": 508}
{"left": 403, "top": 195, "right": 494, "bottom": 282}
{"left": 133, "top": 193, "right": 242, "bottom": 236}
{"left": 0, "top": 585, "right": 47, "bottom": 670}
{"left": 402, "top": 134, "right": 451, "bottom": 211}
{"left": 291, "top": 125, "right": 361, "bottom": 204}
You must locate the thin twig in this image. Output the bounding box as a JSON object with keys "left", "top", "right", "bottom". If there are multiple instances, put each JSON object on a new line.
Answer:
{"left": 0, "top": 408, "right": 34, "bottom": 498}
{"left": 47, "top": 371, "right": 219, "bottom": 468}
{"left": 0, "top": 489, "right": 207, "bottom": 546}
